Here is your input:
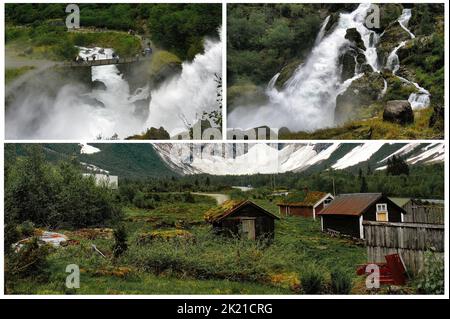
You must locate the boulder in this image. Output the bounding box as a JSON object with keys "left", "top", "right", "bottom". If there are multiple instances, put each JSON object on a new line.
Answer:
{"left": 92, "top": 80, "right": 106, "bottom": 90}
{"left": 335, "top": 72, "right": 384, "bottom": 124}
{"left": 383, "top": 100, "right": 414, "bottom": 124}
{"left": 345, "top": 28, "right": 366, "bottom": 51}
{"left": 340, "top": 51, "right": 356, "bottom": 81}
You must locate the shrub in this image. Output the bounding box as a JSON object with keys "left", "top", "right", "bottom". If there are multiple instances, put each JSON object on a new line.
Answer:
{"left": 5, "top": 238, "right": 50, "bottom": 283}
{"left": 301, "top": 268, "right": 324, "bottom": 294}
{"left": 17, "top": 220, "right": 35, "bottom": 237}
{"left": 416, "top": 251, "right": 444, "bottom": 294}
{"left": 112, "top": 225, "right": 128, "bottom": 258}
{"left": 330, "top": 268, "right": 353, "bottom": 294}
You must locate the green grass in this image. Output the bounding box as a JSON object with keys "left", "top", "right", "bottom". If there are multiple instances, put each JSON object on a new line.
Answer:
{"left": 6, "top": 198, "right": 369, "bottom": 295}
{"left": 6, "top": 25, "right": 141, "bottom": 61}
{"left": 5, "top": 66, "right": 35, "bottom": 84}
{"left": 280, "top": 107, "right": 440, "bottom": 140}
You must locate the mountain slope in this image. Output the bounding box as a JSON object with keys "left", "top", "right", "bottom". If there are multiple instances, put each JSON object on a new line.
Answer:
{"left": 153, "top": 142, "right": 444, "bottom": 175}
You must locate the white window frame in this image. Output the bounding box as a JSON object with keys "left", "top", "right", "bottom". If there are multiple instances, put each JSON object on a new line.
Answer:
{"left": 376, "top": 203, "right": 389, "bottom": 222}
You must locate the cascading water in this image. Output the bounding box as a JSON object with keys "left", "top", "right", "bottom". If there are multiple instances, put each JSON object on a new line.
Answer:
{"left": 145, "top": 29, "right": 222, "bottom": 136}
{"left": 6, "top": 46, "right": 150, "bottom": 139}
{"left": 398, "top": 9, "right": 415, "bottom": 39}
{"left": 385, "top": 9, "right": 430, "bottom": 110}
{"left": 228, "top": 3, "right": 379, "bottom": 132}
{"left": 6, "top": 31, "right": 222, "bottom": 139}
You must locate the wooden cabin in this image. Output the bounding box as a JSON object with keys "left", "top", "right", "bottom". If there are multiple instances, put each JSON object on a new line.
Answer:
{"left": 204, "top": 200, "right": 280, "bottom": 240}
{"left": 277, "top": 191, "right": 334, "bottom": 220}
{"left": 318, "top": 193, "right": 406, "bottom": 239}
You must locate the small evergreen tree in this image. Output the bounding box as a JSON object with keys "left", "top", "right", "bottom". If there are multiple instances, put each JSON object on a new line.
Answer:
{"left": 113, "top": 224, "right": 128, "bottom": 258}
{"left": 360, "top": 176, "right": 368, "bottom": 193}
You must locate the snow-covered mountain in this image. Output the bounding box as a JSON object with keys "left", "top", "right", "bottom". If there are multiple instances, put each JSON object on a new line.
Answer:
{"left": 153, "top": 142, "right": 444, "bottom": 175}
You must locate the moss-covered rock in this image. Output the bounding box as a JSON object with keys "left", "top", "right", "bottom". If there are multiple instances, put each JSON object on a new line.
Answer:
{"left": 345, "top": 28, "right": 366, "bottom": 51}
{"left": 335, "top": 72, "right": 384, "bottom": 124}
{"left": 376, "top": 22, "right": 412, "bottom": 67}
{"left": 274, "top": 59, "right": 302, "bottom": 89}
{"left": 383, "top": 100, "right": 414, "bottom": 125}
{"left": 148, "top": 50, "right": 182, "bottom": 84}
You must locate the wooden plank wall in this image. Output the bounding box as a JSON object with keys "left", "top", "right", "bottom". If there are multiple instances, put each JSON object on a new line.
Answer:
{"left": 363, "top": 221, "right": 444, "bottom": 275}
{"left": 403, "top": 205, "right": 444, "bottom": 224}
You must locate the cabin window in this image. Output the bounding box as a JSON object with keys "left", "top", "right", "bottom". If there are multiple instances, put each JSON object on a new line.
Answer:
{"left": 323, "top": 198, "right": 332, "bottom": 207}
{"left": 376, "top": 203, "right": 389, "bottom": 222}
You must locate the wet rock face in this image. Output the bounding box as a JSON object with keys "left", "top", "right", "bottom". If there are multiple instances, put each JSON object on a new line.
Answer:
{"left": 340, "top": 51, "right": 356, "bottom": 81}
{"left": 335, "top": 72, "right": 384, "bottom": 124}
{"left": 92, "top": 80, "right": 107, "bottom": 90}
{"left": 345, "top": 28, "right": 366, "bottom": 51}
{"left": 383, "top": 100, "right": 414, "bottom": 124}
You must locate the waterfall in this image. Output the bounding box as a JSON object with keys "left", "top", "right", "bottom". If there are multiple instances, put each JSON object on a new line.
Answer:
{"left": 6, "top": 46, "right": 150, "bottom": 139}
{"left": 145, "top": 28, "right": 222, "bottom": 136}
{"left": 384, "top": 9, "right": 430, "bottom": 110}
{"left": 315, "top": 15, "right": 330, "bottom": 45}
{"left": 228, "top": 3, "right": 379, "bottom": 132}
{"left": 398, "top": 8, "right": 415, "bottom": 39}
{"left": 386, "top": 41, "right": 406, "bottom": 74}
{"left": 6, "top": 30, "right": 222, "bottom": 139}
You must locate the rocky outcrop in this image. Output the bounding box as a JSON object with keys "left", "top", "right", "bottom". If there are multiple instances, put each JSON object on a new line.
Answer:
{"left": 335, "top": 72, "right": 384, "bottom": 124}
{"left": 345, "top": 28, "right": 366, "bottom": 51}
{"left": 92, "top": 80, "right": 106, "bottom": 90}
{"left": 376, "top": 22, "right": 413, "bottom": 67}
{"left": 383, "top": 100, "right": 414, "bottom": 124}
{"left": 429, "top": 104, "right": 444, "bottom": 131}
{"left": 275, "top": 59, "right": 303, "bottom": 89}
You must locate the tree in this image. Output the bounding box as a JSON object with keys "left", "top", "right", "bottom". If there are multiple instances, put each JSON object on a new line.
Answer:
{"left": 386, "top": 155, "right": 409, "bottom": 176}
{"left": 112, "top": 224, "right": 128, "bottom": 258}
{"left": 360, "top": 176, "right": 368, "bottom": 193}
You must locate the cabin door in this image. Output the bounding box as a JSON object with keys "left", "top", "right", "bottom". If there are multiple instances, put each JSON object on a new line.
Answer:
{"left": 241, "top": 219, "right": 256, "bottom": 240}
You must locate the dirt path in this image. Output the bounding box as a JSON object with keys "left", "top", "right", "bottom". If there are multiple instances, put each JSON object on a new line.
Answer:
{"left": 192, "top": 193, "right": 230, "bottom": 205}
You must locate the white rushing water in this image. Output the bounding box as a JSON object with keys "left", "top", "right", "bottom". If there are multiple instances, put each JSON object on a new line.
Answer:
{"left": 385, "top": 9, "right": 430, "bottom": 110}
{"left": 145, "top": 29, "right": 223, "bottom": 136}
{"left": 398, "top": 8, "right": 415, "bottom": 39}
{"left": 228, "top": 3, "right": 379, "bottom": 132}
{"left": 6, "top": 32, "right": 222, "bottom": 139}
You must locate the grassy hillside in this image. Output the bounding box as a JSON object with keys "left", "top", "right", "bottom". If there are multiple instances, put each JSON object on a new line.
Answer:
{"left": 5, "top": 143, "right": 177, "bottom": 179}
{"left": 7, "top": 198, "right": 369, "bottom": 295}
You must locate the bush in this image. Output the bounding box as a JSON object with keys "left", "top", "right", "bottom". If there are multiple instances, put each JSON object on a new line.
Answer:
{"left": 112, "top": 224, "right": 128, "bottom": 258}
{"left": 5, "top": 238, "right": 50, "bottom": 282}
{"left": 301, "top": 268, "right": 324, "bottom": 294}
{"left": 17, "top": 220, "right": 35, "bottom": 237}
{"left": 330, "top": 268, "right": 353, "bottom": 294}
{"left": 416, "top": 251, "right": 444, "bottom": 294}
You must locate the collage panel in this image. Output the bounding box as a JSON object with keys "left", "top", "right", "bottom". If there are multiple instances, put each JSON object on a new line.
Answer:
{"left": 1, "top": 0, "right": 448, "bottom": 301}
{"left": 226, "top": 3, "right": 445, "bottom": 140}
{"left": 5, "top": 3, "right": 223, "bottom": 140}
{"left": 3, "top": 141, "right": 445, "bottom": 294}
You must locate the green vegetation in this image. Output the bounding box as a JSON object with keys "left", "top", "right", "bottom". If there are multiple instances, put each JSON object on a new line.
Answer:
{"left": 4, "top": 145, "right": 442, "bottom": 294}
{"left": 280, "top": 107, "right": 441, "bottom": 140}
{"left": 4, "top": 145, "right": 122, "bottom": 229}
{"left": 5, "top": 3, "right": 221, "bottom": 61}
{"left": 415, "top": 251, "right": 444, "bottom": 295}
{"left": 147, "top": 4, "right": 221, "bottom": 60}
{"left": 5, "top": 66, "right": 35, "bottom": 84}
{"left": 227, "top": 4, "right": 324, "bottom": 87}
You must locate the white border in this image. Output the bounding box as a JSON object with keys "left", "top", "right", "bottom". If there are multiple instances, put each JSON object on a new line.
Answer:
{"left": 1, "top": 0, "right": 449, "bottom": 299}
